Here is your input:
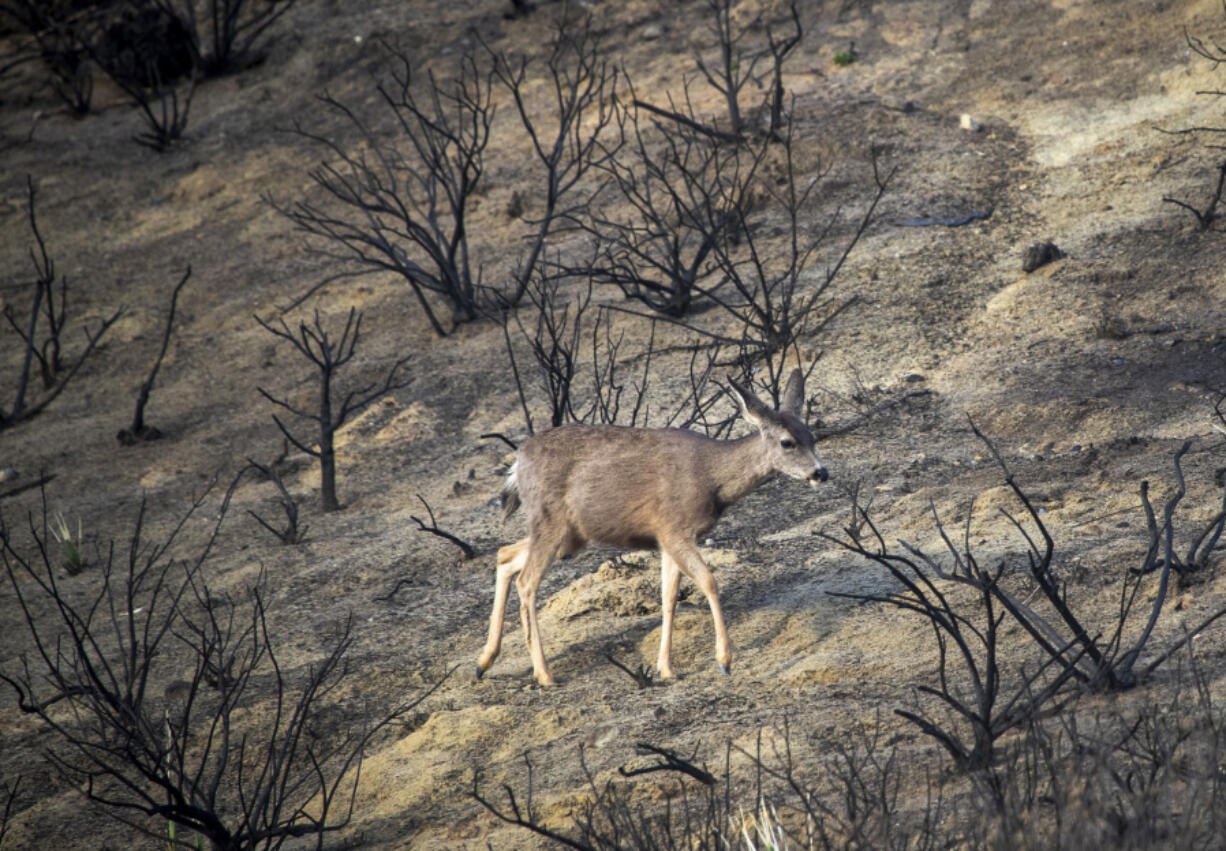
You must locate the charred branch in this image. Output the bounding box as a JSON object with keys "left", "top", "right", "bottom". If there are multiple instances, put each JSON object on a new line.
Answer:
{"left": 618, "top": 743, "right": 718, "bottom": 786}
{"left": 118, "top": 266, "right": 190, "bottom": 445}
{"left": 603, "top": 653, "right": 656, "bottom": 689}
{"left": 410, "top": 494, "right": 476, "bottom": 559}
{"left": 244, "top": 457, "right": 306, "bottom": 544}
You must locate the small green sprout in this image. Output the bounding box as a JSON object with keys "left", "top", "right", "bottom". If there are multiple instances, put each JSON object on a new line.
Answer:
{"left": 833, "top": 42, "right": 857, "bottom": 66}
{"left": 50, "top": 512, "right": 85, "bottom": 574}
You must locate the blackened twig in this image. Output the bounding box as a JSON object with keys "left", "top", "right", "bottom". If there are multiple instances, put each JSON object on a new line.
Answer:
{"left": 1162, "top": 160, "right": 1226, "bottom": 229}
{"left": 631, "top": 98, "right": 740, "bottom": 143}
{"left": 480, "top": 432, "right": 519, "bottom": 451}
{"left": 410, "top": 494, "right": 476, "bottom": 559}
{"left": 245, "top": 458, "right": 306, "bottom": 544}
{"left": 119, "top": 266, "right": 191, "bottom": 445}
{"left": 604, "top": 653, "right": 655, "bottom": 689}
{"left": 618, "top": 742, "right": 716, "bottom": 786}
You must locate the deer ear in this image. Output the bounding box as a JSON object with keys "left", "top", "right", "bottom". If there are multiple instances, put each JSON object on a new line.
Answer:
{"left": 781, "top": 368, "right": 805, "bottom": 418}
{"left": 728, "top": 376, "right": 775, "bottom": 433}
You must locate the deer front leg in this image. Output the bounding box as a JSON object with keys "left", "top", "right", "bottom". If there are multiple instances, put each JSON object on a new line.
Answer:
{"left": 656, "top": 552, "right": 681, "bottom": 680}
{"left": 665, "top": 540, "right": 731, "bottom": 675}
{"left": 476, "top": 540, "right": 528, "bottom": 679}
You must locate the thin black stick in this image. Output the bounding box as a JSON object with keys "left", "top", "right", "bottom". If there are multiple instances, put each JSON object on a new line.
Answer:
{"left": 410, "top": 494, "right": 476, "bottom": 559}
{"left": 119, "top": 266, "right": 191, "bottom": 444}
{"left": 479, "top": 432, "right": 519, "bottom": 451}
{"left": 631, "top": 98, "right": 740, "bottom": 143}
{"left": 618, "top": 743, "right": 717, "bottom": 786}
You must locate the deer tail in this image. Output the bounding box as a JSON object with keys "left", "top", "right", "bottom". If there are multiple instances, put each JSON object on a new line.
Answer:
{"left": 500, "top": 460, "right": 521, "bottom": 521}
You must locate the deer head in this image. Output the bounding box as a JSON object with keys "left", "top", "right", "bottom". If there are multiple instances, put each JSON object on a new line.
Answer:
{"left": 728, "top": 368, "right": 827, "bottom": 487}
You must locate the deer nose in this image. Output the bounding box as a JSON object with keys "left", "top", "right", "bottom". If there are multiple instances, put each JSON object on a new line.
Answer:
{"left": 811, "top": 466, "right": 828, "bottom": 483}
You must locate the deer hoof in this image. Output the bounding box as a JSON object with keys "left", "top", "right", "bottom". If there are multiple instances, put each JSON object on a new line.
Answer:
{"left": 475, "top": 663, "right": 485, "bottom": 680}
{"left": 718, "top": 662, "right": 731, "bottom": 676}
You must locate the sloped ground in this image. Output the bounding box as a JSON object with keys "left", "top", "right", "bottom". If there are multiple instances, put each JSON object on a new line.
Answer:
{"left": 3, "top": 0, "right": 1226, "bottom": 847}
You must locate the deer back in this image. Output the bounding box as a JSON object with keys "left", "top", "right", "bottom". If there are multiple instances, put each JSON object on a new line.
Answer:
{"left": 515, "top": 424, "right": 746, "bottom": 548}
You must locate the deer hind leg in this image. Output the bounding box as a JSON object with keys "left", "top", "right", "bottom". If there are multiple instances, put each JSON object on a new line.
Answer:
{"left": 476, "top": 539, "right": 529, "bottom": 679}
{"left": 516, "top": 532, "right": 566, "bottom": 687}
{"left": 656, "top": 552, "right": 681, "bottom": 680}
{"left": 663, "top": 540, "right": 731, "bottom": 675}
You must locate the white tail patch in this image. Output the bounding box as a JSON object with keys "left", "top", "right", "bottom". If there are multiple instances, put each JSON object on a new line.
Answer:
{"left": 500, "top": 460, "right": 520, "bottom": 521}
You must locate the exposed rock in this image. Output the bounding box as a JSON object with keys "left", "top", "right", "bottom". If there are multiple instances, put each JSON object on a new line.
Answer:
{"left": 1022, "top": 240, "right": 1064, "bottom": 272}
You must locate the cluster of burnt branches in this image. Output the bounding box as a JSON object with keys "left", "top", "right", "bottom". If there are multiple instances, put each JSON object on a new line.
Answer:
{"left": 825, "top": 423, "right": 1226, "bottom": 777}
{"left": 273, "top": 1, "right": 863, "bottom": 372}
{"left": 480, "top": 656, "right": 1226, "bottom": 849}
{"left": 1, "top": 0, "right": 297, "bottom": 146}
{"left": 274, "top": 11, "right": 615, "bottom": 332}
{"left": 499, "top": 274, "right": 732, "bottom": 435}
{"left": 1, "top": 177, "right": 122, "bottom": 431}
{"left": 562, "top": 77, "right": 892, "bottom": 408}
{"left": 475, "top": 743, "right": 733, "bottom": 850}
{"left": 1162, "top": 3, "right": 1226, "bottom": 228}
{"left": 0, "top": 481, "right": 449, "bottom": 850}
{"left": 269, "top": 1, "right": 890, "bottom": 450}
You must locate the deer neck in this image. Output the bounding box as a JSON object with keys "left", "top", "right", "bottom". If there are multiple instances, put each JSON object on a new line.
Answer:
{"left": 710, "top": 434, "right": 774, "bottom": 507}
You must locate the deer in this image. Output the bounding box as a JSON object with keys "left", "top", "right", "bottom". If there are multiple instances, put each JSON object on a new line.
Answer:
{"left": 475, "top": 368, "right": 828, "bottom": 686}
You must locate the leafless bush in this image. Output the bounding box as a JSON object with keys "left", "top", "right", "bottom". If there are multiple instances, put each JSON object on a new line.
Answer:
{"left": 1, "top": 177, "right": 122, "bottom": 430}
{"left": 80, "top": 0, "right": 293, "bottom": 80}
{"left": 569, "top": 83, "right": 754, "bottom": 317}
{"left": 0, "top": 482, "right": 448, "bottom": 850}
{"left": 965, "top": 650, "right": 1226, "bottom": 848}
{"left": 161, "top": 0, "right": 298, "bottom": 77}
{"left": 829, "top": 490, "right": 1082, "bottom": 773}
{"left": 825, "top": 426, "right": 1226, "bottom": 775}
{"left": 500, "top": 273, "right": 729, "bottom": 436}
{"left": 483, "top": 12, "right": 619, "bottom": 308}
{"left": 705, "top": 134, "right": 894, "bottom": 408}
{"left": 1162, "top": 5, "right": 1226, "bottom": 228}
{"left": 275, "top": 45, "right": 493, "bottom": 333}
{"left": 276, "top": 14, "right": 614, "bottom": 333}
{"left": 243, "top": 457, "right": 306, "bottom": 544}
{"left": 3, "top": 0, "right": 294, "bottom": 145}
{"left": 691, "top": 0, "right": 766, "bottom": 139}
{"left": 579, "top": 85, "right": 892, "bottom": 406}
{"left": 477, "top": 730, "right": 945, "bottom": 850}
{"left": 256, "top": 307, "right": 410, "bottom": 511}
{"left": 478, "top": 666, "right": 1226, "bottom": 850}
{"left": 61, "top": 1, "right": 199, "bottom": 149}
{"left": 0, "top": 0, "right": 95, "bottom": 113}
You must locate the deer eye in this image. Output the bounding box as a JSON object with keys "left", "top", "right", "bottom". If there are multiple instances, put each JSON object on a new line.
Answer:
{"left": 780, "top": 439, "right": 796, "bottom": 449}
